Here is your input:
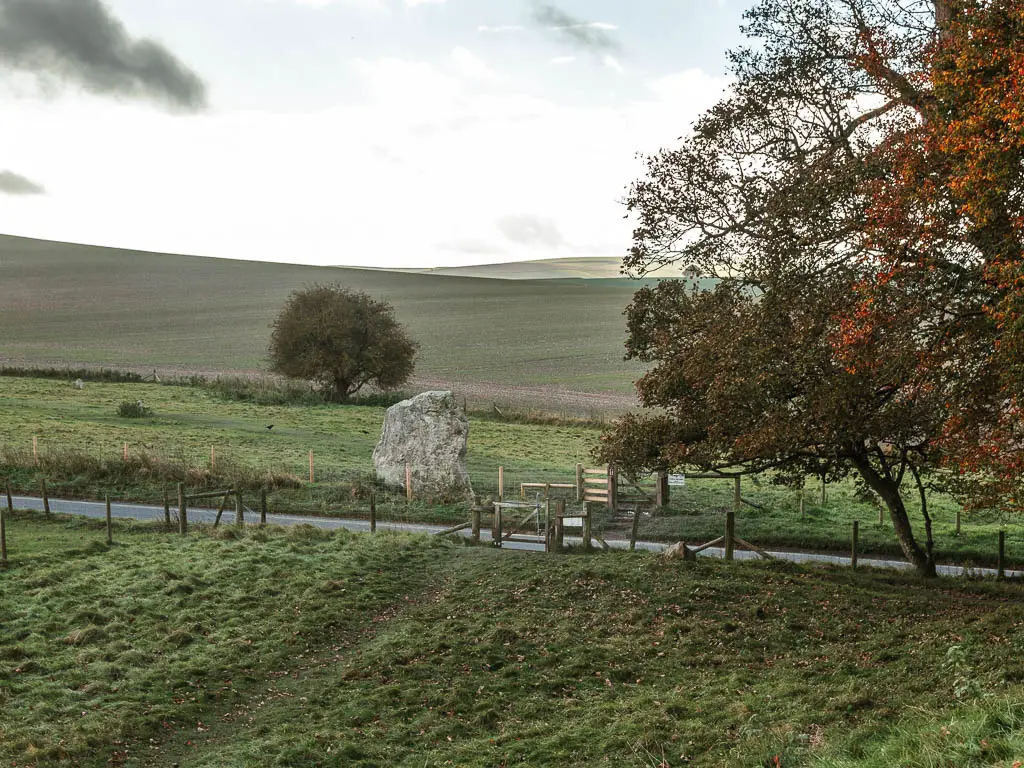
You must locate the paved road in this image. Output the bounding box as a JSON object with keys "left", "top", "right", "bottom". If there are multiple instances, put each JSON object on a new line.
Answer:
{"left": 9, "top": 495, "right": 1021, "bottom": 579}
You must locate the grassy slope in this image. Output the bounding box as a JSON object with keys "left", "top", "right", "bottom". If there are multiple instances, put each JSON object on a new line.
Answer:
{"left": 2, "top": 376, "right": 1021, "bottom": 566}
{"left": 0, "top": 235, "right": 645, "bottom": 395}
{"left": 2, "top": 515, "right": 1024, "bottom": 767}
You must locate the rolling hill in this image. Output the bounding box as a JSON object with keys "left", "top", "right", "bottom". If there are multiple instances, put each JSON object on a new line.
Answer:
{"left": 0, "top": 235, "right": 651, "bottom": 411}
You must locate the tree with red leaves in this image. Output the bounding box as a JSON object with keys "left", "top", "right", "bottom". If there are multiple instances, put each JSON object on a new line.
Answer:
{"left": 601, "top": 0, "right": 1024, "bottom": 577}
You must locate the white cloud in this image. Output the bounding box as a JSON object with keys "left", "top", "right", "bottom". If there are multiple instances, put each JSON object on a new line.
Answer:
{"left": 478, "top": 24, "right": 524, "bottom": 32}
{"left": 0, "top": 61, "right": 730, "bottom": 268}
{"left": 603, "top": 55, "right": 625, "bottom": 73}
{"left": 404, "top": 0, "right": 447, "bottom": 6}
{"left": 449, "top": 47, "right": 498, "bottom": 81}
{"left": 572, "top": 22, "right": 618, "bottom": 30}
{"left": 550, "top": 56, "right": 576, "bottom": 65}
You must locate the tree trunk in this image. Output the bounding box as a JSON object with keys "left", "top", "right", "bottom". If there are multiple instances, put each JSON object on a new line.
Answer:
{"left": 850, "top": 456, "right": 937, "bottom": 578}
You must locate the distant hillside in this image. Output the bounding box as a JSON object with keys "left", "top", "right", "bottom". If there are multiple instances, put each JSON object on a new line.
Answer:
{"left": 376, "top": 256, "right": 690, "bottom": 281}
{"left": 0, "top": 235, "right": 649, "bottom": 409}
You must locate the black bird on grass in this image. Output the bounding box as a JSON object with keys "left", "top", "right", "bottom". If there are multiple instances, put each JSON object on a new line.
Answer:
{"left": 265, "top": 425, "right": 274, "bottom": 431}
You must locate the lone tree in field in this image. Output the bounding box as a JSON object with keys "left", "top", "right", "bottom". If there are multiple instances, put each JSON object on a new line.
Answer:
{"left": 600, "top": 0, "right": 1024, "bottom": 577}
{"left": 269, "top": 284, "right": 418, "bottom": 402}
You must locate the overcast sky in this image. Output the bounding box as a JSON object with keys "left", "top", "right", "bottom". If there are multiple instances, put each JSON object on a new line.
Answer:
{"left": 0, "top": 0, "right": 744, "bottom": 267}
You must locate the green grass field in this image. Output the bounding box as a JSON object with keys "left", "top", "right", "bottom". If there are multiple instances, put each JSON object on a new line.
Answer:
{"left": 1, "top": 375, "right": 1021, "bottom": 567}
{"left": 2, "top": 514, "right": 1024, "bottom": 767}
{"left": 0, "top": 235, "right": 650, "bottom": 403}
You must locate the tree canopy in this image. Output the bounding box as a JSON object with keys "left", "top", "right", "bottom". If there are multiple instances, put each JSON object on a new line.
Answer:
{"left": 600, "top": 0, "right": 1024, "bottom": 576}
{"left": 268, "top": 284, "right": 418, "bottom": 402}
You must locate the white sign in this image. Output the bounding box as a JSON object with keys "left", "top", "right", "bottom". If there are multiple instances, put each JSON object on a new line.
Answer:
{"left": 668, "top": 474, "right": 687, "bottom": 487}
{"left": 562, "top": 517, "right": 584, "bottom": 528}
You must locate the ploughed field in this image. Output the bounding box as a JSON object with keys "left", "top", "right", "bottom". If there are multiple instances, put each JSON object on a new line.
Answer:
{"left": 0, "top": 234, "right": 648, "bottom": 407}
{"left": 0, "top": 376, "right": 1020, "bottom": 568}
{"left": 2, "top": 514, "right": 1023, "bottom": 767}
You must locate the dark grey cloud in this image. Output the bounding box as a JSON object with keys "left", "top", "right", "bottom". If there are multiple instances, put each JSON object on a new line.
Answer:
{"left": 497, "top": 215, "right": 565, "bottom": 248}
{"left": 0, "top": 170, "right": 45, "bottom": 195}
{"left": 529, "top": 3, "right": 620, "bottom": 53}
{"left": 0, "top": 0, "right": 207, "bottom": 112}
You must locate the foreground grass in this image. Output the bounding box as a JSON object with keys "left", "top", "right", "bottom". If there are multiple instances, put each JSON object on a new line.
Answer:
{"left": 2, "top": 512, "right": 1024, "bottom": 767}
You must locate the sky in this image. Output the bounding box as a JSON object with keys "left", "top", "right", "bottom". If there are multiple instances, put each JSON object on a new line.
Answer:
{"left": 0, "top": 0, "right": 746, "bottom": 268}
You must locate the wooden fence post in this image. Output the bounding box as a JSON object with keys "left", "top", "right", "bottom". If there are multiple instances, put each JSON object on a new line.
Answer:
{"left": 607, "top": 463, "right": 618, "bottom": 515}
{"left": 471, "top": 504, "right": 480, "bottom": 542}
{"left": 235, "top": 492, "right": 244, "bottom": 526}
{"left": 493, "top": 502, "right": 503, "bottom": 548}
{"left": 583, "top": 502, "right": 593, "bottom": 551}
{"left": 498, "top": 466, "right": 505, "bottom": 502}
{"left": 878, "top": 504, "right": 884, "bottom": 526}
{"left": 260, "top": 488, "right": 268, "bottom": 526}
{"left": 0, "top": 501, "right": 6, "bottom": 567}
{"left": 656, "top": 471, "right": 669, "bottom": 509}
{"left": 405, "top": 463, "right": 413, "bottom": 501}
{"left": 799, "top": 489, "right": 805, "bottom": 521}
{"left": 555, "top": 499, "right": 565, "bottom": 552}
{"left": 40, "top": 478, "right": 50, "bottom": 515}
{"left": 955, "top": 509, "right": 961, "bottom": 536}
{"left": 123, "top": 442, "right": 128, "bottom": 462}
{"left": 820, "top": 476, "right": 826, "bottom": 506}
{"left": 575, "top": 463, "right": 583, "bottom": 503}
{"left": 370, "top": 493, "right": 377, "bottom": 534}
{"left": 211, "top": 446, "right": 216, "bottom": 470}
{"left": 309, "top": 450, "right": 315, "bottom": 484}
{"left": 105, "top": 495, "right": 113, "bottom": 545}
{"left": 163, "top": 488, "right": 171, "bottom": 528}
{"left": 5, "top": 482, "right": 12, "bottom": 515}
{"left": 178, "top": 482, "right": 187, "bottom": 536}
{"left": 998, "top": 530, "right": 1005, "bottom": 580}
{"left": 33, "top": 435, "right": 38, "bottom": 466}
{"left": 725, "top": 510, "right": 735, "bottom": 561}
{"left": 544, "top": 495, "right": 551, "bottom": 553}
{"left": 851, "top": 521, "right": 859, "bottom": 569}
{"left": 629, "top": 506, "right": 641, "bottom": 552}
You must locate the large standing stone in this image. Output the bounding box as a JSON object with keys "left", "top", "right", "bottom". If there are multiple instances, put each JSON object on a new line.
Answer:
{"left": 373, "top": 391, "right": 474, "bottom": 502}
